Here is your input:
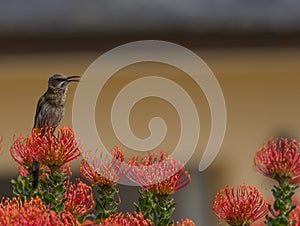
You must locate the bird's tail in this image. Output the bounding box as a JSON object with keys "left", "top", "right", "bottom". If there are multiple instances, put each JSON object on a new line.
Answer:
{"left": 32, "top": 160, "right": 40, "bottom": 189}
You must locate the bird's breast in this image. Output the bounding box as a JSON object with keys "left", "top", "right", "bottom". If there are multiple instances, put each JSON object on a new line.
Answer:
{"left": 35, "top": 103, "right": 65, "bottom": 129}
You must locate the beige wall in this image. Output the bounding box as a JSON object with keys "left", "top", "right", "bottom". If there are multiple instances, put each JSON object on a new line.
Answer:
{"left": 1, "top": 47, "right": 300, "bottom": 224}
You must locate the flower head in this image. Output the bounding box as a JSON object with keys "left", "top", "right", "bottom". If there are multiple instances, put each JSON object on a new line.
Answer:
{"left": 175, "top": 218, "right": 195, "bottom": 226}
{"left": 80, "top": 147, "right": 124, "bottom": 187}
{"left": 18, "top": 165, "right": 30, "bottom": 177}
{"left": 101, "top": 212, "right": 153, "bottom": 226}
{"left": 254, "top": 138, "right": 300, "bottom": 183}
{"left": 10, "top": 135, "right": 35, "bottom": 176}
{"left": 82, "top": 219, "right": 102, "bottom": 226}
{"left": 127, "top": 151, "right": 191, "bottom": 195}
{"left": 0, "top": 196, "right": 71, "bottom": 226}
{"left": 64, "top": 179, "right": 95, "bottom": 218}
{"left": 10, "top": 135, "right": 34, "bottom": 170}
{"left": 60, "top": 211, "right": 76, "bottom": 226}
{"left": 30, "top": 127, "right": 81, "bottom": 170}
{"left": 213, "top": 185, "right": 268, "bottom": 226}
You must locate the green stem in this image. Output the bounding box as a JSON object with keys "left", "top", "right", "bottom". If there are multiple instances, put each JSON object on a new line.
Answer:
{"left": 266, "top": 180, "right": 298, "bottom": 225}
{"left": 95, "top": 185, "right": 120, "bottom": 220}
{"left": 135, "top": 189, "right": 175, "bottom": 226}
{"left": 11, "top": 175, "right": 32, "bottom": 202}
{"left": 39, "top": 169, "right": 69, "bottom": 213}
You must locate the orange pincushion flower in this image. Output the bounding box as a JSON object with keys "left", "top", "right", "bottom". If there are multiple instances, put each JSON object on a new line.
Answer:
{"left": 254, "top": 138, "right": 300, "bottom": 182}
{"left": 60, "top": 211, "right": 76, "bottom": 226}
{"left": 0, "top": 196, "right": 73, "bottom": 226}
{"left": 82, "top": 219, "right": 102, "bottom": 226}
{"left": 10, "top": 135, "right": 34, "bottom": 171}
{"left": 64, "top": 179, "right": 95, "bottom": 218}
{"left": 10, "top": 135, "right": 36, "bottom": 176}
{"left": 101, "top": 212, "right": 153, "bottom": 226}
{"left": 213, "top": 185, "right": 268, "bottom": 226}
{"left": 127, "top": 151, "right": 191, "bottom": 195}
{"left": 30, "top": 127, "right": 81, "bottom": 170}
{"left": 80, "top": 147, "right": 124, "bottom": 187}
{"left": 175, "top": 218, "right": 195, "bottom": 226}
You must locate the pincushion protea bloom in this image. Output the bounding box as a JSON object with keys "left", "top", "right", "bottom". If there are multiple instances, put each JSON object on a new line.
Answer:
{"left": 10, "top": 135, "right": 34, "bottom": 175}
{"left": 64, "top": 179, "right": 95, "bottom": 219}
{"left": 127, "top": 151, "right": 191, "bottom": 195}
{"left": 0, "top": 196, "right": 74, "bottom": 226}
{"left": 101, "top": 212, "right": 153, "bottom": 226}
{"left": 80, "top": 147, "right": 124, "bottom": 187}
{"left": 213, "top": 185, "right": 268, "bottom": 226}
{"left": 60, "top": 211, "right": 76, "bottom": 226}
{"left": 175, "top": 218, "right": 195, "bottom": 226}
{"left": 254, "top": 138, "right": 300, "bottom": 183}
{"left": 30, "top": 127, "right": 81, "bottom": 170}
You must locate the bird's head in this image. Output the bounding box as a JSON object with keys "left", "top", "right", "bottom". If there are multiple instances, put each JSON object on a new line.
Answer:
{"left": 48, "top": 74, "right": 80, "bottom": 90}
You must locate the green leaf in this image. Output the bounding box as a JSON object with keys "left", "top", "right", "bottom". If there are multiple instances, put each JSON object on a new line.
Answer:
{"left": 273, "top": 217, "right": 288, "bottom": 226}
{"left": 274, "top": 199, "right": 285, "bottom": 211}
{"left": 44, "top": 192, "right": 56, "bottom": 204}
{"left": 53, "top": 184, "right": 64, "bottom": 193}
{"left": 56, "top": 202, "right": 65, "bottom": 213}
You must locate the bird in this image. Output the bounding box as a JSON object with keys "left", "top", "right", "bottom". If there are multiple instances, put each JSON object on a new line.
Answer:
{"left": 32, "top": 74, "right": 80, "bottom": 189}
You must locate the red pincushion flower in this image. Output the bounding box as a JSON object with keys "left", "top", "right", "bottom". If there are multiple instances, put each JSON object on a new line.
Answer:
{"left": 254, "top": 138, "right": 300, "bottom": 182}
{"left": 80, "top": 147, "right": 124, "bottom": 187}
{"left": 82, "top": 219, "right": 103, "bottom": 226}
{"left": 10, "top": 135, "right": 37, "bottom": 176}
{"left": 101, "top": 212, "right": 153, "bottom": 226}
{"left": 64, "top": 179, "right": 95, "bottom": 218}
{"left": 60, "top": 211, "right": 76, "bottom": 226}
{"left": 30, "top": 127, "right": 81, "bottom": 170}
{"left": 213, "top": 185, "right": 268, "bottom": 226}
{"left": 127, "top": 151, "right": 191, "bottom": 195}
{"left": 175, "top": 218, "right": 195, "bottom": 226}
{"left": 0, "top": 196, "right": 73, "bottom": 226}
{"left": 10, "top": 135, "right": 34, "bottom": 172}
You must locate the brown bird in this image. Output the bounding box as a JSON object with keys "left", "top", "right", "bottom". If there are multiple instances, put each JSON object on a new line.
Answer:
{"left": 32, "top": 74, "right": 80, "bottom": 189}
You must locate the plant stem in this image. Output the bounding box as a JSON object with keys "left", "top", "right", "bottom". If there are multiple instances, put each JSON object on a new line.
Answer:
{"left": 95, "top": 185, "right": 120, "bottom": 220}
{"left": 266, "top": 180, "right": 298, "bottom": 225}
{"left": 11, "top": 175, "right": 32, "bottom": 201}
{"left": 135, "top": 189, "right": 175, "bottom": 226}
{"left": 39, "top": 169, "right": 69, "bottom": 213}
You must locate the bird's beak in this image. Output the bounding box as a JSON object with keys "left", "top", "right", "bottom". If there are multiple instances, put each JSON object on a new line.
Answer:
{"left": 66, "top": 75, "right": 80, "bottom": 82}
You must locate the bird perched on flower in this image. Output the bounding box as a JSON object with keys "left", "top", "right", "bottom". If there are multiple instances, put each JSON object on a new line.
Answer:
{"left": 32, "top": 74, "right": 80, "bottom": 189}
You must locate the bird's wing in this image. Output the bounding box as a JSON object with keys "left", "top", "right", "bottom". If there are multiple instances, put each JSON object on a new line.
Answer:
{"left": 33, "top": 95, "right": 46, "bottom": 129}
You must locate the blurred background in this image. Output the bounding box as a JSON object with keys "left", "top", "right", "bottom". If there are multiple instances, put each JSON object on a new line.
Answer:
{"left": 1, "top": 1, "right": 300, "bottom": 225}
